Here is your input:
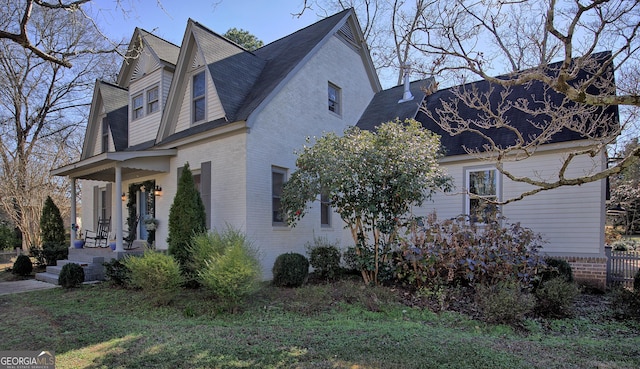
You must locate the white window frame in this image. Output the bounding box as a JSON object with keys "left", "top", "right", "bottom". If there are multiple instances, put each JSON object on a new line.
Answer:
{"left": 132, "top": 93, "right": 144, "bottom": 120}
{"left": 147, "top": 86, "right": 159, "bottom": 114}
{"left": 328, "top": 82, "right": 341, "bottom": 116}
{"left": 272, "top": 167, "right": 287, "bottom": 226}
{"left": 192, "top": 70, "right": 206, "bottom": 123}
{"left": 465, "top": 166, "right": 501, "bottom": 223}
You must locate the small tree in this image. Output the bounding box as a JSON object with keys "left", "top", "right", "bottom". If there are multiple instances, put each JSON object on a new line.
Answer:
{"left": 168, "top": 163, "right": 207, "bottom": 274}
{"left": 282, "top": 119, "right": 451, "bottom": 284}
{"left": 40, "top": 196, "right": 65, "bottom": 247}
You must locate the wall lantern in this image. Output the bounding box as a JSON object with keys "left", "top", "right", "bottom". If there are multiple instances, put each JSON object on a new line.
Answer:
{"left": 154, "top": 185, "right": 162, "bottom": 196}
{"left": 121, "top": 193, "right": 126, "bottom": 202}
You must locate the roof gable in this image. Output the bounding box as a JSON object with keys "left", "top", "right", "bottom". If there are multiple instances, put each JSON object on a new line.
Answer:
{"left": 81, "top": 81, "right": 129, "bottom": 159}
{"left": 116, "top": 28, "right": 180, "bottom": 88}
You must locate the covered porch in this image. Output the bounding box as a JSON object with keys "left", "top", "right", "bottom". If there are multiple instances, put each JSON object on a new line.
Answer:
{"left": 51, "top": 149, "right": 176, "bottom": 252}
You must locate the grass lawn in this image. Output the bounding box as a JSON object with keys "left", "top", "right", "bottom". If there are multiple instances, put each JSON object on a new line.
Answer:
{"left": 0, "top": 276, "right": 639, "bottom": 368}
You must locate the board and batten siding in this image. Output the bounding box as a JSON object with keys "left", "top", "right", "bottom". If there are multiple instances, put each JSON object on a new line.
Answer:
{"left": 174, "top": 67, "right": 225, "bottom": 134}
{"left": 421, "top": 148, "right": 606, "bottom": 257}
{"left": 245, "top": 35, "right": 377, "bottom": 278}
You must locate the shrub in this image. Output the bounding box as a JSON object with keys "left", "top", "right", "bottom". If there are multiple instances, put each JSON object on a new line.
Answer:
{"left": 634, "top": 269, "right": 640, "bottom": 294}
{"left": 59, "top": 263, "right": 85, "bottom": 288}
{"left": 475, "top": 280, "right": 535, "bottom": 324}
{"left": 12, "top": 254, "right": 33, "bottom": 276}
{"left": 610, "top": 287, "right": 640, "bottom": 320}
{"left": 103, "top": 259, "right": 131, "bottom": 287}
{"left": 307, "top": 236, "right": 341, "bottom": 280}
{"left": 396, "top": 213, "right": 546, "bottom": 289}
{"left": 30, "top": 243, "right": 68, "bottom": 266}
{"left": 534, "top": 277, "right": 580, "bottom": 318}
{"left": 272, "top": 253, "right": 309, "bottom": 287}
{"left": 168, "top": 163, "right": 207, "bottom": 275}
{"left": 40, "top": 196, "right": 65, "bottom": 247}
{"left": 197, "top": 233, "right": 262, "bottom": 311}
{"left": 123, "top": 251, "right": 183, "bottom": 305}
{"left": 538, "top": 258, "right": 574, "bottom": 284}
{"left": 0, "top": 222, "right": 20, "bottom": 251}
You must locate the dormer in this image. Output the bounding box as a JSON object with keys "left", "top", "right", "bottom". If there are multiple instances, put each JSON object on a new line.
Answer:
{"left": 81, "top": 81, "right": 128, "bottom": 160}
{"left": 117, "top": 29, "right": 180, "bottom": 148}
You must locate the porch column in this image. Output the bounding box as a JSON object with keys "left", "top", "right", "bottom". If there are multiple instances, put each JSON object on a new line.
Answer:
{"left": 70, "top": 177, "right": 76, "bottom": 248}
{"left": 114, "top": 163, "right": 124, "bottom": 252}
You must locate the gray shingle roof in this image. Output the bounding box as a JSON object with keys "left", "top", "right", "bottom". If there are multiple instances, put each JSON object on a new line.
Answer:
{"left": 138, "top": 29, "right": 180, "bottom": 66}
{"left": 191, "top": 22, "right": 265, "bottom": 122}
{"left": 99, "top": 81, "right": 129, "bottom": 151}
{"left": 358, "top": 52, "right": 619, "bottom": 157}
{"left": 234, "top": 8, "right": 352, "bottom": 121}
{"left": 356, "top": 78, "right": 434, "bottom": 131}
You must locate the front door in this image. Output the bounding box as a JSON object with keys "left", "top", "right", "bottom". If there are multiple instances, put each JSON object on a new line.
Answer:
{"left": 138, "top": 185, "right": 155, "bottom": 241}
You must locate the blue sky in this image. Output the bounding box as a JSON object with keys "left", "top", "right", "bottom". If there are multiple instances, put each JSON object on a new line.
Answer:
{"left": 89, "top": 0, "right": 322, "bottom": 47}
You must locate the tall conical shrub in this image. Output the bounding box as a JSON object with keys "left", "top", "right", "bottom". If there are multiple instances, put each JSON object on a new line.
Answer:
{"left": 168, "top": 163, "right": 207, "bottom": 274}
{"left": 40, "top": 196, "right": 65, "bottom": 246}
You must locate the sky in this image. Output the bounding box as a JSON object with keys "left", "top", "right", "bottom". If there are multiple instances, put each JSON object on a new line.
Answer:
{"left": 89, "top": 0, "right": 323, "bottom": 48}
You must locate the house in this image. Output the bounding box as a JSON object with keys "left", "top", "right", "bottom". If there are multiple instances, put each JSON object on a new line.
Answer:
{"left": 51, "top": 9, "right": 614, "bottom": 286}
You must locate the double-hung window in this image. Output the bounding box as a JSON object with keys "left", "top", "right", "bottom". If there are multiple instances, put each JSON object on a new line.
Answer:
{"left": 466, "top": 167, "right": 500, "bottom": 223}
{"left": 193, "top": 71, "right": 206, "bottom": 123}
{"left": 272, "top": 167, "right": 287, "bottom": 225}
{"left": 328, "top": 82, "right": 341, "bottom": 115}
{"left": 101, "top": 118, "right": 109, "bottom": 153}
{"left": 132, "top": 94, "right": 144, "bottom": 120}
{"left": 147, "top": 87, "right": 159, "bottom": 114}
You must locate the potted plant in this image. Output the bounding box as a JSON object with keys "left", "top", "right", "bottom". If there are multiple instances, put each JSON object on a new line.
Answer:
{"left": 144, "top": 215, "right": 158, "bottom": 247}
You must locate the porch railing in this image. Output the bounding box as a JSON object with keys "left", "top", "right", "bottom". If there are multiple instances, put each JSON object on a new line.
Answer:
{"left": 606, "top": 246, "right": 640, "bottom": 289}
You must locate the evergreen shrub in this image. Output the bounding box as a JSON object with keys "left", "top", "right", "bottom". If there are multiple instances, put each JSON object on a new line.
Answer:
{"left": 539, "top": 257, "right": 574, "bottom": 283}
{"left": 123, "top": 251, "right": 183, "bottom": 305}
{"left": 59, "top": 263, "right": 85, "bottom": 288}
{"left": 272, "top": 253, "right": 309, "bottom": 287}
{"left": 634, "top": 268, "right": 640, "bottom": 293}
{"left": 534, "top": 277, "right": 580, "bottom": 318}
{"left": 168, "top": 163, "right": 206, "bottom": 276}
{"left": 307, "top": 236, "right": 341, "bottom": 280}
{"left": 475, "top": 280, "right": 535, "bottom": 324}
{"left": 194, "top": 228, "right": 261, "bottom": 310}
{"left": 103, "top": 259, "right": 131, "bottom": 287}
{"left": 12, "top": 254, "right": 33, "bottom": 276}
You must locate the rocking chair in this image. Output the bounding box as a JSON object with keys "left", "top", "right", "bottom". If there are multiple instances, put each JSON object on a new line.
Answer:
{"left": 84, "top": 217, "right": 111, "bottom": 248}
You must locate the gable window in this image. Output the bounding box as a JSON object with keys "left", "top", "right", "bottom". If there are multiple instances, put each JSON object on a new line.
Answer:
{"left": 320, "top": 190, "right": 331, "bottom": 227}
{"left": 272, "top": 167, "right": 287, "bottom": 225}
{"left": 328, "top": 82, "right": 341, "bottom": 115}
{"left": 466, "top": 167, "right": 500, "bottom": 223}
{"left": 147, "top": 86, "right": 159, "bottom": 114}
{"left": 132, "top": 94, "right": 144, "bottom": 120}
{"left": 193, "top": 71, "right": 206, "bottom": 123}
{"left": 101, "top": 118, "right": 109, "bottom": 153}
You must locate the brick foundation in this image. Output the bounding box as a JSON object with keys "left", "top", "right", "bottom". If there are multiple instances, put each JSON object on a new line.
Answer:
{"left": 553, "top": 255, "right": 607, "bottom": 290}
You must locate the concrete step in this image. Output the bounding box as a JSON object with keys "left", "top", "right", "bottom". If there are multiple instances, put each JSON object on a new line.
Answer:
{"left": 35, "top": 272, "right": 60, "bottom": 284}
{"left": 35, "top": 258, "right": 107, "bottom": 285}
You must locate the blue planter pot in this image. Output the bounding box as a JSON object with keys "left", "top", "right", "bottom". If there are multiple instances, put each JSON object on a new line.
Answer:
{"left": 109, "top": 242, "right": 116, "bottom": 250}
{"left": 73, "top": 240, "right": 84, "bottom": 249}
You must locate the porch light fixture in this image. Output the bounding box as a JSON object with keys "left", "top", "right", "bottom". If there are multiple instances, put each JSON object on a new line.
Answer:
{"left": 154, "top": 185, "right": 162, "bottom": 196}
{"left": 121, "top": 193, "right": 126, "bottom": 202}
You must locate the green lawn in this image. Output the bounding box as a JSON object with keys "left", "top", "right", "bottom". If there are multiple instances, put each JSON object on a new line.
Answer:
{"left": 0, "top": 280, "right": 639, "bottom": 369}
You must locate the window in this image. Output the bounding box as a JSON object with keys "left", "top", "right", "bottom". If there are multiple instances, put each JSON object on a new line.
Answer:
{"left": 101, "top": 118, "right": 109, "bottom": 153}
{"left": 100, "top": 189, "right": 108, "bottom": 221}
{"left": 193, "top": 71, "right": 206, "bottom": 123}
{"left": 466, "top": 168, "right": 499, "bottom": 223}
{"left": 147, "top": 87, "right": 159, "bottom": 114}
{"left": 320, "top": 190, "right": 331, "bottom": 226}
{"left": 328, "top": 83, "right": 341, "bottom": 115}
{"left": 132, "top": 94, "right": 144, "bottom": 120}
{"left": 272, "top": 168, "right": 287, "bottom": 225}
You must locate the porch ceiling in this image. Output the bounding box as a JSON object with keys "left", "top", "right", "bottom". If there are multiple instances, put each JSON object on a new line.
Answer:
{"left": 51, "top": 150, "right": 177, "bottom": 181}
